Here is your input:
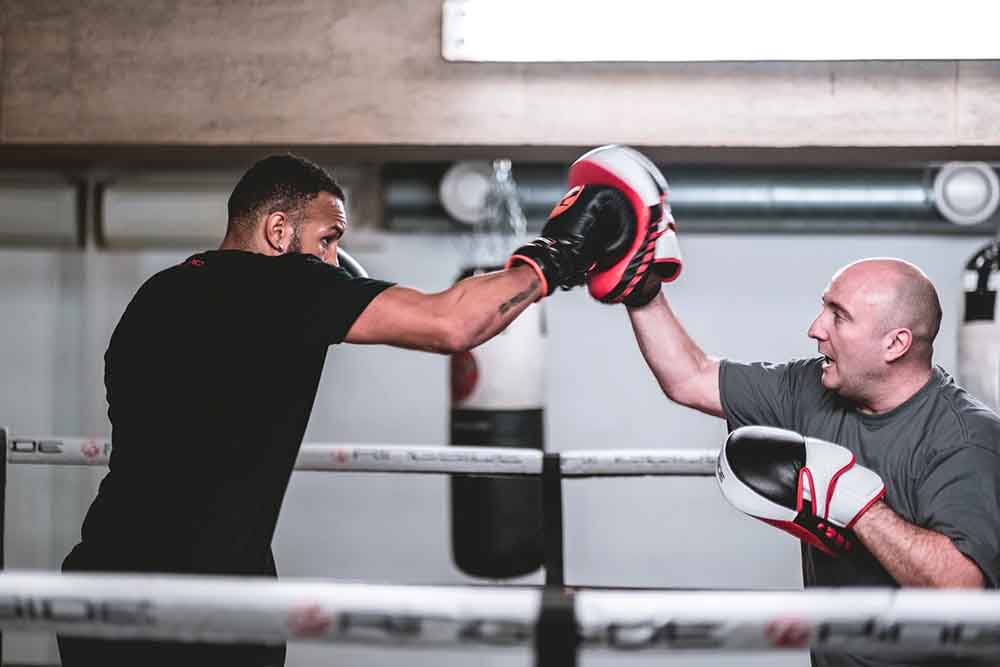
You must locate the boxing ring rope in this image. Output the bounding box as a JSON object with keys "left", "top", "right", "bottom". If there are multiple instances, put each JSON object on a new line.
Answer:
{"left": 0, "top": 572, "right": 998, "bottom": 658}
{"left": 4, "top": 426, "right": 999, "bottom": 664}
{"left": 0, "top": 427, "right": 718, "bottom": 591}
{"left": 0, "top": 427, "right": 720, "bottom": 663}
{"left": 2, "top": 431, "right": 719, "bottom": 476}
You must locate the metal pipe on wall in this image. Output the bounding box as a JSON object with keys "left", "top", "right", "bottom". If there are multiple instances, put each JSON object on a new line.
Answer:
{"left": 383, "top": 163, "right": 1000, "bottom": 235}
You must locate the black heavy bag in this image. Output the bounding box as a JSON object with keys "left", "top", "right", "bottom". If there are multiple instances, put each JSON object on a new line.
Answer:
{"left": 959, "top": 242, "right": 1000, "bottom": 412}
{"left": 450, "top": 266, "right": 545, "bottom": 578}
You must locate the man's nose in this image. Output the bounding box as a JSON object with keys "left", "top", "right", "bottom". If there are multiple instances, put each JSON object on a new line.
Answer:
{"left": 807, "top": 314, "right": 825, "bottom": 340}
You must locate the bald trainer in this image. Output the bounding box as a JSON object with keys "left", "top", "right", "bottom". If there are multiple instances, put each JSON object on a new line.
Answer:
{"left": 616, "top": 256, "right": 1000, "bottom": 667}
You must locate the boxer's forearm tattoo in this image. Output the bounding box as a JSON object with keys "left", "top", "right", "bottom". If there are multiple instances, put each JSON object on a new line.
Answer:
{"left": 499, "top": 279, "right": 539, "bottom": 315}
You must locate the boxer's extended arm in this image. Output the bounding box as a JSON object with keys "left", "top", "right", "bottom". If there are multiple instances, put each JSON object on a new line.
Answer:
{"left": 854, "top": 501, "right": 985, "bottom": 588}
{"left": 628, "top": 293, "right": 723, "bottom": 417}
{"left": 348, "top": 146, "right": 650, "bottom": 354}
{"left": 344, "top": 265, "right": 541, "bottom": 353}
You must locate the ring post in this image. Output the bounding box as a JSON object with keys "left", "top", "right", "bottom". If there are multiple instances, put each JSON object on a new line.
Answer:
{"left": 542, "top": 453, "right": 564, "bottom": 587}
{"left": 535, "top": 587, "right": 577, "bottom": 667}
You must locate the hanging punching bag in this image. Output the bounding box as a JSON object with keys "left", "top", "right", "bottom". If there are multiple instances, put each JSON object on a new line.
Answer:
{"left": 450, "top": 265, "right": 545, "bottom": 579}
{"left": 959, "top": 242, "right": 1000, "bottom": 412}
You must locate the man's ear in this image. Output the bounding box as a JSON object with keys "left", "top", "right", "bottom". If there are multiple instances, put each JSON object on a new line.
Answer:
{"left": 263, "top": 211, "right": 290, "bottom": 254}
{"left": 884, "top": 327, "right": 913, "bottom": 362}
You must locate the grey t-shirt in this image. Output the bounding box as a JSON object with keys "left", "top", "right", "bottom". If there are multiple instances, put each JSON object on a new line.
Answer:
{"left": 719, "top": 357, "right": 1000, "bottom": 667}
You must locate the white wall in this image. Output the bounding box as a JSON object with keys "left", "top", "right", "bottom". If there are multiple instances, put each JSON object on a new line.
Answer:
{"left": 0, "top": 231, "right": 989, "bottom": 665}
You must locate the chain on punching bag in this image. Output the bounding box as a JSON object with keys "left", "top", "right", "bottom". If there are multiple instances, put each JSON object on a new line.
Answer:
{"left": 450, "top": 268, "right": 545, "bottom": 578}
{"left": 959, "top": 242, "right": 1000, "bottom": 411}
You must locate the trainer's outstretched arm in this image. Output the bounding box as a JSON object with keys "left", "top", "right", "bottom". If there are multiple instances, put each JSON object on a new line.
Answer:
{"left": 628, "top": 294, "right": 723, "bottom": 417}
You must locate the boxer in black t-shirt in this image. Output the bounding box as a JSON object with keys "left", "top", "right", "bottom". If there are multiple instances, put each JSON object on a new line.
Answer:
{"left": 59, "top": 152, "right": 648, "bottom": 666}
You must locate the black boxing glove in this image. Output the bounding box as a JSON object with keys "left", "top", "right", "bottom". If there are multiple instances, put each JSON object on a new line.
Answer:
{"left": 506, "top": 184, "right": 635, "bottom": 297}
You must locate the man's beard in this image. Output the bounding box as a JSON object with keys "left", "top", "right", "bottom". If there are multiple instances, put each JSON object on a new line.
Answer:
{"left": 286, "top": 224, "right": 303, "bottom": 254}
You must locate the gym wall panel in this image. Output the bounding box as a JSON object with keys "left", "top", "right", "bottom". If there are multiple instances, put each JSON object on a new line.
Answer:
{"left": 100, "top": 173, "right": 237, "bottom": 247}
{"left": 98, "top": 165, "right": 377, "bottom": 246}
{"left": 1, "top": 2, "right": 999, "bottom": 148}
{"left": 958, "top": 61, "right": 1000, "bottom": 144}
{"left": 0, "top": 175, "right": 79, "bottom": 245}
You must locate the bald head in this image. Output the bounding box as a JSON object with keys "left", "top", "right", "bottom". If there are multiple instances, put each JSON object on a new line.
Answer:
{"left": 834, "top": 258, "right": 941, "bottom": 361}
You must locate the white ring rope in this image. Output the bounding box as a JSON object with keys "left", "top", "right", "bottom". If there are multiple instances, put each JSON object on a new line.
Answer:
{"left": 560, "top": 450, "right": 718, "bottom": 476}
{"left": 575, "top": 588, "right": 1000, "bottom": 653}
{"left": 2, "top": 430, "right": 718, "bottom": 476}
{"left": 0, "top": 571, "right": 538, "bottom": 646}
{"left": 0, "top": 571, "right": 998, "bottom": 655}
{"left": 4, "top": 426, "right": 998, "bottom": 656}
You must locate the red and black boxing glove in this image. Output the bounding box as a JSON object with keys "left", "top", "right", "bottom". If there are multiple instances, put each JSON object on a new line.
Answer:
{"left": 508, "top": 145, "right": 680, "bottom": 303}
{"left": 507, "top": 145, "right": 684, "bottom": 301}
{"left": 505, "top": 185, "right": 635, "bottom": 297}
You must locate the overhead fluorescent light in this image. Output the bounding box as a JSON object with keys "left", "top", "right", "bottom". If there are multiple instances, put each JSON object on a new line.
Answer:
{"left": 443, "top": 0, "right": 1000, "bottom": 62}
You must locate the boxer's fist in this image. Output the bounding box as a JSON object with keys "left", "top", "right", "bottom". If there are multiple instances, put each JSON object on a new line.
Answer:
{"left": 506, "top": 185, "right": 635, "bottom": 296}
{"left": 506, "top": 145, "right": 656, "bottom": 297}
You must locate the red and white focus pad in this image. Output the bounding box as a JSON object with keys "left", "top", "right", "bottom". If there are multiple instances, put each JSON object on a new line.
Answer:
{"left": 651, "top": 208, "right": 682, "bottom": 283}
{"left": 569, "top": 145, "right": 670, "bottom": 303}
{"left": 716, "top": 425, "right": 885, "bottom": 557}
{"left": 616, "top": 146, "right": 682, "bottom": 283}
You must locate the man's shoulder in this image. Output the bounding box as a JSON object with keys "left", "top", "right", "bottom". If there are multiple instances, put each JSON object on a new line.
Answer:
{"left": 116, "top": 252, "right": 257, "bottom": 327}
{"left": 786, "top": 356, "right": 826, "bottom": 378}
{"left": 274, "top": 252, "right": 363, "bottom": 284}
{"left": 125, "top": 259, "right": 196, "bottom": 305}
{"left": 718, "top": 356, "right": 833, "bottom": 426}
{"left": 722, "top": 355, "right": 824, "bottom": 376}
{"left": 924, "top": 367, "right": 1000, "bottom": 454}
{"left": 722, "top": 356, "right": 826, "bottom": 393}
{"left": 133, "top": 251, "right": 331, "bottom": 292}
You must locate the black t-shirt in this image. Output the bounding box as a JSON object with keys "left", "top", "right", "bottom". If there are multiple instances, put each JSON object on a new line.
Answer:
{"left": 60, "top": 250, "right": 392, "bottom": 665}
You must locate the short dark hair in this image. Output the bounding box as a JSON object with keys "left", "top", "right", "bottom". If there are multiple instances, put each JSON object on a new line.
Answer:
{"left": 227, "top": 154, "right": 344, "bottom": 235}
